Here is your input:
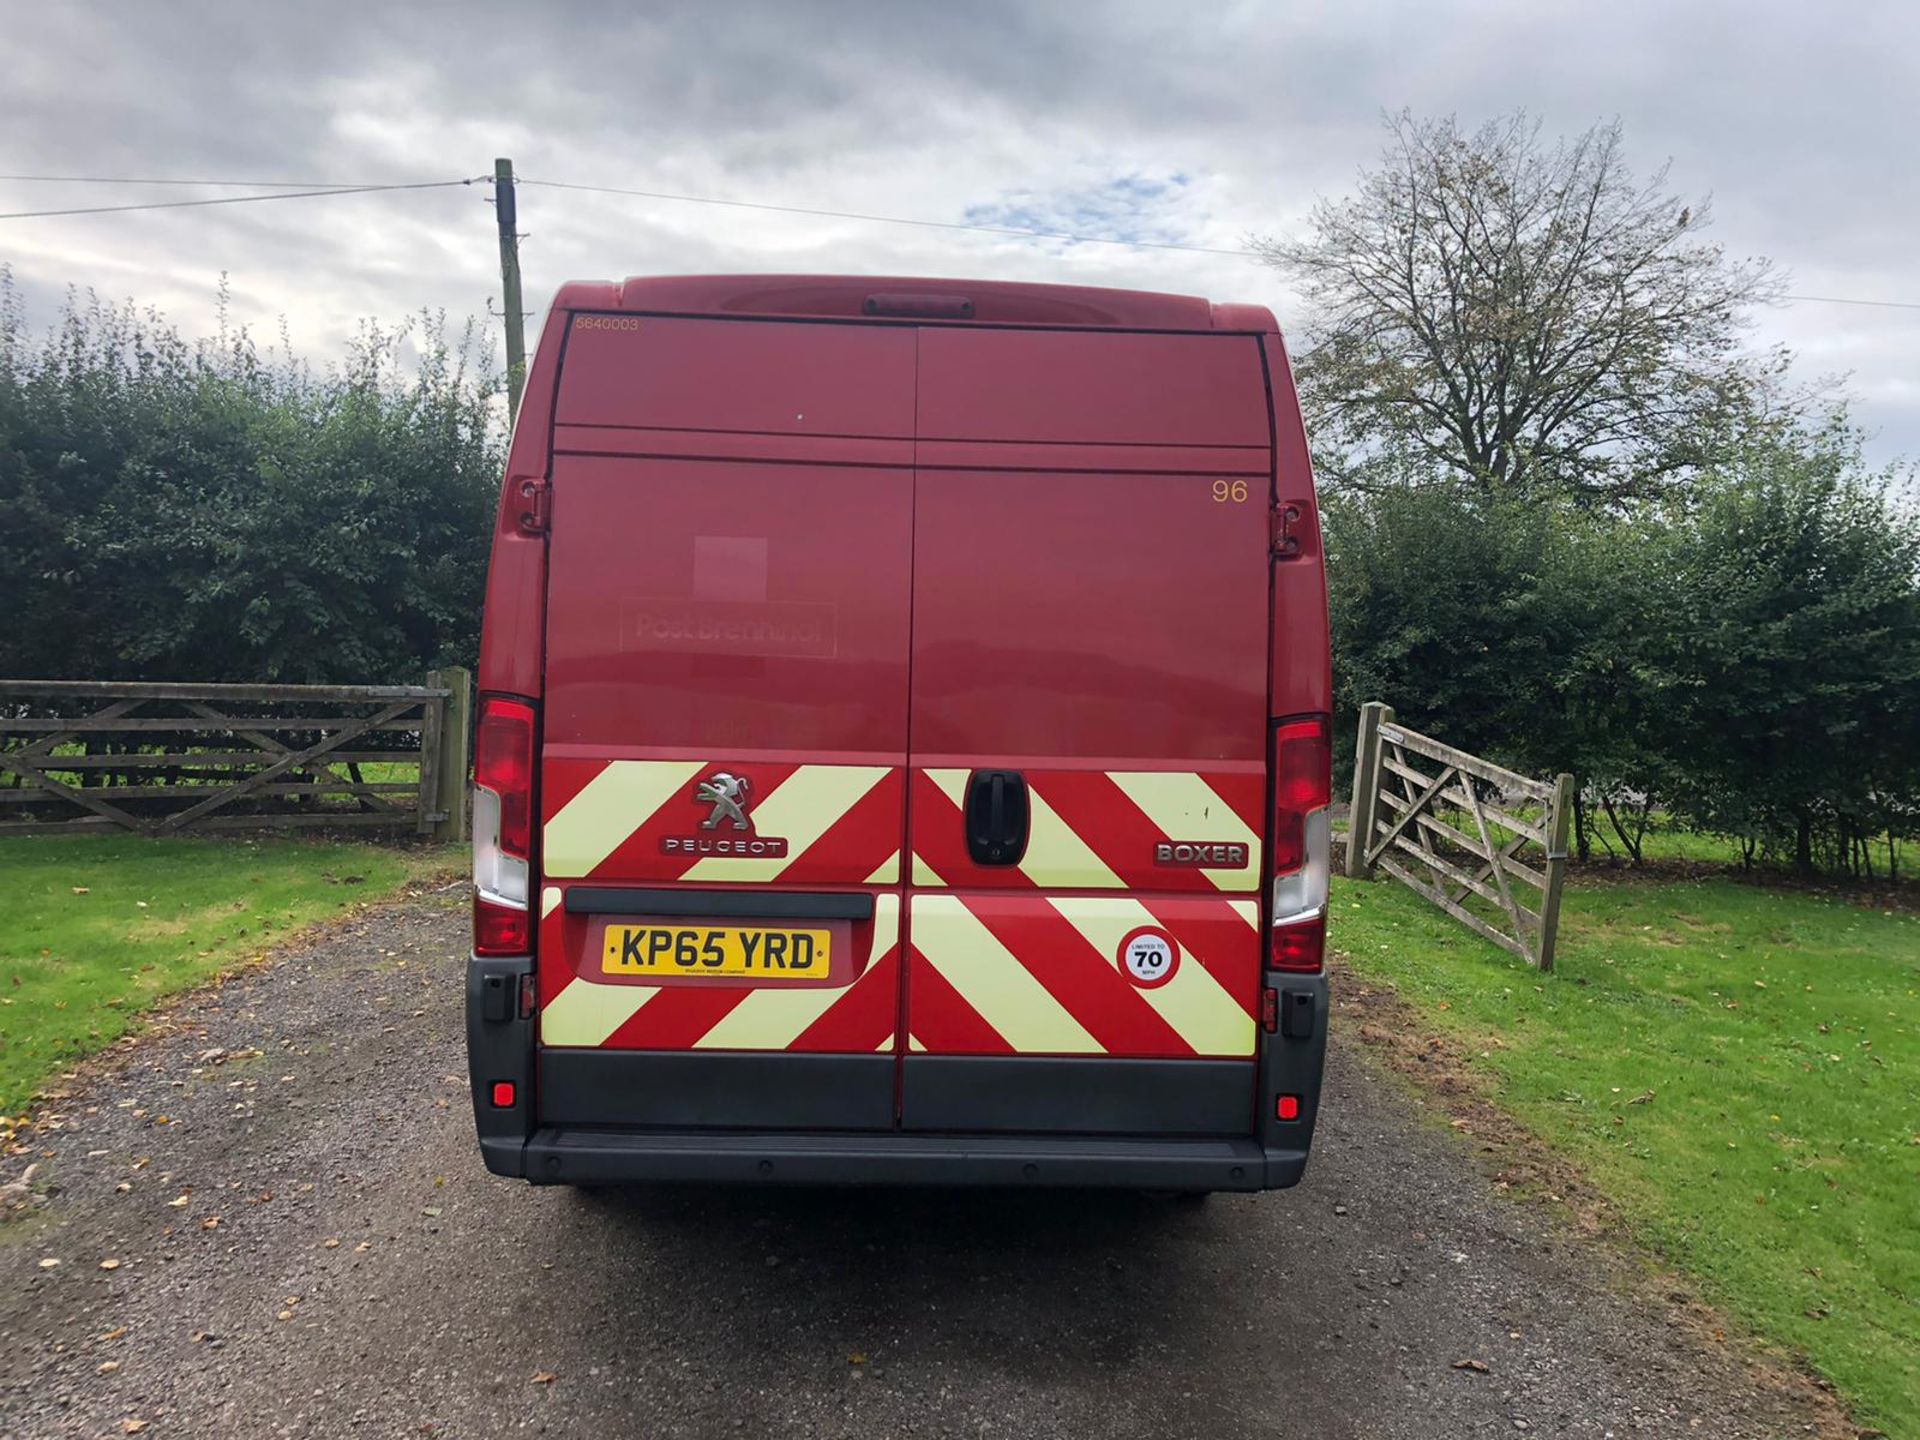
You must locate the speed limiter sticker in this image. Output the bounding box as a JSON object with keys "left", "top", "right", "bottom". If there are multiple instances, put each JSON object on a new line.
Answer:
{"left": 1117, "top": 926, "right": 1180, "bottom": 988}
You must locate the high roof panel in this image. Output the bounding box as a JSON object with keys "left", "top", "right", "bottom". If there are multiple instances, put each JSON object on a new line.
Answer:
{"left": 547, "top": 274, "right": 1276, "bottom": 332}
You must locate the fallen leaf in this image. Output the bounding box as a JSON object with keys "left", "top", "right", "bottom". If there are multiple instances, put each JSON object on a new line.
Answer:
{"left": 72, "top": 886, "right": 90, "bottom": 895}
{"left": 421, "top": 1206, "right": 442, "bottom": 1218}
{"left": 354, "top": 1241, "right": 372, "bottom": 1253}
{"left": 98, "top": 1360, "right": 120, "bottom": 1374}
{"left": 1628, "top": 1090, "right": 1655, "bottom": 1105}
{"left": 848, "top": 1352, "right": 868, "bottom": 1365}
{"left": 167, "top": 1194, "right": 190, "bottom": 1208}
{"left": 122, "top": 1421, "right": 150, "bottom": 1435}
{"left": 530, "top": 1370, "right": 557, "bottom": 1385}
{"left": 101, "top": 1326, "right": 128, "bottom": 1341}
{"left": 200, "top": 1217, "right": 220, "bottom": 1230}
{"left": 99, "top": 1258, "right": 122, "bottom": 1270}
{"left": 276, "top": 1310, "right": 293, "bottom": 1322}
{"left": 1452, "top": 1358, "right": 1490, "bottom": 1373}
{"left": 322, "top": 1238, "right": 340, "bottom": 1249}
{"left": 38, "top": 1257, "right": 60, "bottom": 1269}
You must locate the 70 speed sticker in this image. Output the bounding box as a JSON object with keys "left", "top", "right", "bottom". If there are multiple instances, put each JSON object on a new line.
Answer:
{"left": 1117, "top": 926, "right": 1180, "bottom": 988}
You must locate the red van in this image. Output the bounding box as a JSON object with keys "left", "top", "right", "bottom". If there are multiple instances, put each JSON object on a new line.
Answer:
{"left": 466, "top": 275, "right": 1331, "bottom": 1191}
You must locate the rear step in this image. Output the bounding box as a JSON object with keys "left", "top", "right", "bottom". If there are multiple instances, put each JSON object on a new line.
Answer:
{"left": 516, "top": 1128, "right": 1305, "bottom": 1190}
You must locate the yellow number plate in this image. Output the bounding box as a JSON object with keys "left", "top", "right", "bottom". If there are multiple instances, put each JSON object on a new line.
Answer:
{"left": 601, "top": 925, "right": 832, "bottom": 979}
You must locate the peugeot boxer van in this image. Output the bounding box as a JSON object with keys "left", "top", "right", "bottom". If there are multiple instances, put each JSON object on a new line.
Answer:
{"left": 466, "top": 275, "right": 1332, "bottom": 1190}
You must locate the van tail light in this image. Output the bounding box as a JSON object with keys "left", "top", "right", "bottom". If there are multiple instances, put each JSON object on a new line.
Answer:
{"left": 1269, "top": 716, "right": 1331, "bottom": 973}
{"left": 473, "top": 696, "right": 537, "bottom": 957}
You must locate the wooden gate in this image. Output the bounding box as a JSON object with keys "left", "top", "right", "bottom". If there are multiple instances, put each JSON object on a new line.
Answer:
{"left": 0, "top": 674, "right": 470, "bottom": 839}
{"left": 1345, "top": 702, "right": 1574, "bottom": 971}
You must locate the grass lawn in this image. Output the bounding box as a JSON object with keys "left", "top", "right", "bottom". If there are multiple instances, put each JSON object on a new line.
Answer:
{"left": 1607, "top": 819, "right": 1914, "bottom": 874}
{"left": 0, "top": 835, "right": 457, "bottom": 1115}
{"left": 1329, "top": 868, "right": 1920, "bottom": 1433}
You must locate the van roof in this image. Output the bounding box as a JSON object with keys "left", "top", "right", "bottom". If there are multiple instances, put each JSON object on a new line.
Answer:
{"left": 550, "top": 274, "right": 1279, "bottom": 333}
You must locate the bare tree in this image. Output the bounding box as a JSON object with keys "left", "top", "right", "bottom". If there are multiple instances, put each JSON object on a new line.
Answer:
{"left": 1256, "top": 113, "right": 1785, "bottom": 503}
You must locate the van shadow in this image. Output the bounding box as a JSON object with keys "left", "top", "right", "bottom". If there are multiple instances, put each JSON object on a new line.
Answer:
{"left": 552, "top": 1182, "right": 1249, "bottom": 1385}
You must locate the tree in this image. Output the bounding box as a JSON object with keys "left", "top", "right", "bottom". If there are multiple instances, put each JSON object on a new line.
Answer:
{"left": 0, "top": 274, "right": 504, "bottom": 684}
{"left": 1258, "top": 112, "right": 1784, "bottom": 504}
{"left": 1632, "top": 419, "right": 1920, "bottom": 876}
{"left": 1322, "top": 484, "right": 1665, "bottom": 860}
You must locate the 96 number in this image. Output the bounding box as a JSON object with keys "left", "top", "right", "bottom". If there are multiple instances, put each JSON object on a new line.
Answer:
{"left": 1211, "top": 479, "right": 1249, "bottom": 504}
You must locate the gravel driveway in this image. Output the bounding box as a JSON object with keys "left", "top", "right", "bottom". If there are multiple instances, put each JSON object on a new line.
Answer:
{"left": 0, "top": 892, "right": 1841, "bottom": 1438}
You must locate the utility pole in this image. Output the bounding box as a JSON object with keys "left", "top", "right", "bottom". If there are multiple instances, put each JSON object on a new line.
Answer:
{"left": 493, "top": 157, "right": 527, "bottom": 424}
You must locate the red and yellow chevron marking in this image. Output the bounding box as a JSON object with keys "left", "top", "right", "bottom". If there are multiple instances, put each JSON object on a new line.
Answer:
{"left": 541, "top": 759, "right": 904, "bottom": 886}
{"left": 909, "top": 767, "right": 1263, "bottom": 893}
{"left": 537, "top": 889, "right": 901, "bottom": 1053}
{"left": 905, "top": 893, "right": 1259, "bottom": 1058}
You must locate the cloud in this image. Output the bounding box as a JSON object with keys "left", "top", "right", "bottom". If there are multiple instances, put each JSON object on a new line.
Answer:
{"left": 2, "top": 0, "right": 1913, "bottom": 463}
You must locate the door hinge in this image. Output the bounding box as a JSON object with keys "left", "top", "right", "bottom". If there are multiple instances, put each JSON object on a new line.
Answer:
{"left": 515, "top": 476, "right": 551, "bottom": 534}
{"left": 1270, "top": 502, "right": 1303, "bottom": 559}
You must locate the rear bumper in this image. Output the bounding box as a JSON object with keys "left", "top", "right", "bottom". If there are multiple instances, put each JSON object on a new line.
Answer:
{"left": 486, "top": 1128, "right": 1307, "bottom": 1191}
{"left": 468, "top": 953, "right": 1327, "bottom": 1194}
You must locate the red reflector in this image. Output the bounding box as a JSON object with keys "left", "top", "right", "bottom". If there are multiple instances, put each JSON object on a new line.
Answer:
{"left": 1260, "top": 987, "right": 1279, "bottom": 1033}
{"left": 491, "top": 1081, "right": 516, "bottom": 1109}
{"left": 1271, "top": 916, "right": 1325, "bottom": 973}
{"left": 1276, "top": 1094, "right": 1301, "bottom": 1122}
{"left": 473, "top": 893, "right": 530, "bottom": 958}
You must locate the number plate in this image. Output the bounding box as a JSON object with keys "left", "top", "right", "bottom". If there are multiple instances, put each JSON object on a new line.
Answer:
{"left": 601, "top": 924, "right": 832, "bottom": 979}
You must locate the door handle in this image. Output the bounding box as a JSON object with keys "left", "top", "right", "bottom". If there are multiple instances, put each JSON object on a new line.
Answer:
{"left": 964, "top": 770, "right": 1029, "bottom": 867}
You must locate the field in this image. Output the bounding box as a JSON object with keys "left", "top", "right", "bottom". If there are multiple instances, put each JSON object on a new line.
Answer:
{"left": 1329, "top": 865, "right": 1920, "bottom": 1432}
{"left": 0, "top": 835, "right": 456, "bottom": 1114}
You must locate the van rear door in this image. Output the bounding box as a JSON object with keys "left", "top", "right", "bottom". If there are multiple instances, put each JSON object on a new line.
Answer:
{"left": 902, "top": 328, "right": 1274, "bottom": 1135}
{"left": 533, "top": 316, "right": 913, "bottom": 1131}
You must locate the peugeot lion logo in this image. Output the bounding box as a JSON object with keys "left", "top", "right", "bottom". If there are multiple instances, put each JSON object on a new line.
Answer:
{"left": 696, "top": 772, "right": 752, "bottom": 831}
{"left": 661, "top": 771, "right": 786, "bottom": 856}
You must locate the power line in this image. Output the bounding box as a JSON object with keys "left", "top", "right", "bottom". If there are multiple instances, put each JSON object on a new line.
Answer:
{"left": 521, "top": 178, "right": 1920, "bottom": 307}
{"left": 0, "top": 173, "right": 370, "bottom": 189}
{"left": 517, "top": 176, "right": 1253, "bottom": 257}
{"left": 1778, "top": 292, "right": 1920, "bottom": 312}
{"left": 0, "top": 178, "right": 484, "bottom": 221}
{"left": 5, "top": 168, "right": 1918, "bottom": 311}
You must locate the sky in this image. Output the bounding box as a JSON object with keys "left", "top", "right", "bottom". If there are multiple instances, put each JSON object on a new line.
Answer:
{"left": 2, "top": 0, "right": 1915, "bottom": 466}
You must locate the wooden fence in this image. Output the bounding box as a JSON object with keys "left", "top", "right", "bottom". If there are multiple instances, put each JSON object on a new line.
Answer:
{"left": 1345, "top": 702, "right": 1574, "bottom": 971}
{"left": 0, "top": 673, "right": 471, "bottom": 840}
